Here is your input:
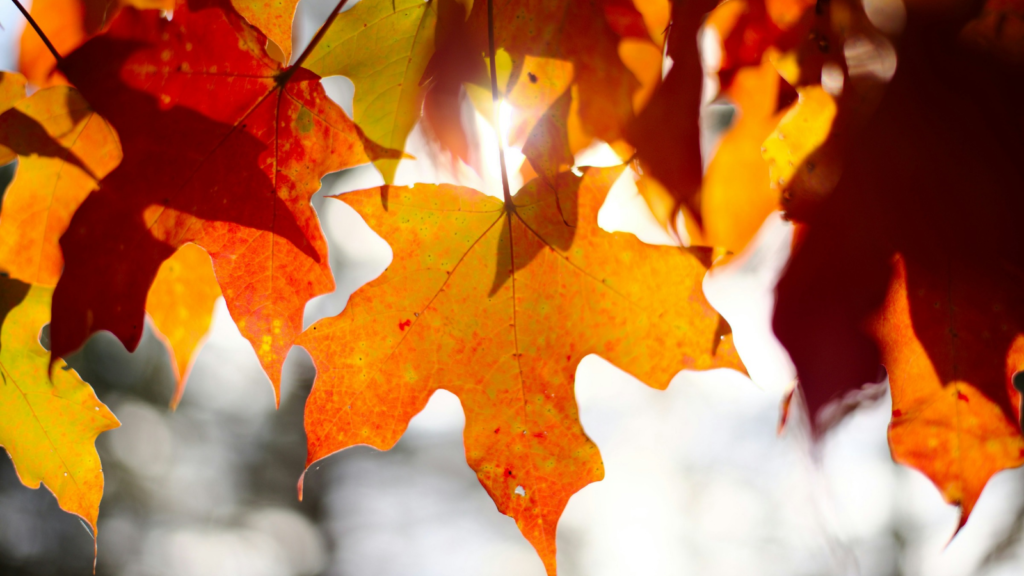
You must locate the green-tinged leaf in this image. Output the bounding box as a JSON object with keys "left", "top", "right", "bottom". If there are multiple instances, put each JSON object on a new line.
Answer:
{"left": 302, "top": 0, "right": 437, "bottom": 182}
{"left": 0, "top": 278, "right": 119, "bottom": 538}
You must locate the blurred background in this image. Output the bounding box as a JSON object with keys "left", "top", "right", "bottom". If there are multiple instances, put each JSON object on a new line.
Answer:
{"left": 2, "top": 1, "right": 1024, "bottom": 575}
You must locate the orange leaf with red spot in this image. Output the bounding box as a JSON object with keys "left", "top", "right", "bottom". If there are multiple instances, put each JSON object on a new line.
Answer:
{"left": 298, "top": 166, "right": 743, "bottom": 574}
{"left": 871, "top": 256, "right": 1024, "bottom": 524}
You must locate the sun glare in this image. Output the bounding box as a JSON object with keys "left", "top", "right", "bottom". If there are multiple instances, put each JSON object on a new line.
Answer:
{"left": 476, "top": 100, "right": 525, "bottom": 199}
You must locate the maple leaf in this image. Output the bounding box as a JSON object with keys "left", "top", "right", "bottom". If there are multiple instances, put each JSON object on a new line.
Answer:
{"left": 0, "top": 72, "right": 213, "bottom": 408}
{"left": 301, "top": 0, "right": 438, "bottom": 183}
{"left": 146, "top": 243, "right": 222, "bottom": 409}
{"left": 871, "top": 256, "right": 1024, "bottom": 523}
{"left": 0, "top": 69, "right": 220, "bottom": 414}
{"left": 0, "top": 85, "right": 122, "bottom": 287}
{"left": 297, "top": 166, "right": 744, "bottom": 574}
{"left": 50, "top": 0, "right": 378, "bottom": 398}
{"left": 774, "top": 12, "right": 1024, "bottom": 524}
{"left": 19, "top": 0, "right": 173, "bottom": 87}
{"left": 0, "top": 75, "right": 128, "bottom": 546}
{"left": 0, "top": 278, "right": 119, "bottom": 543}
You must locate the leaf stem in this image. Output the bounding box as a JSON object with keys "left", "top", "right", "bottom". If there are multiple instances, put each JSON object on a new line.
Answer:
{"left": 486, "top": 0, "right": 513, "bottom": 208}
{"left": 10, "top": 0, "right": 62, "bottom": 64}
{"left": 291, "top": 0, "right": 350, "bottom": 72}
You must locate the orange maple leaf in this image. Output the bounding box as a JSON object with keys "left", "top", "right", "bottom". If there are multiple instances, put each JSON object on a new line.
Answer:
{"left": 872, "top": 256, "right": 1024, "bottom": 523}
{"left": 298, "top": 166, "right": 744, "bottom": 574}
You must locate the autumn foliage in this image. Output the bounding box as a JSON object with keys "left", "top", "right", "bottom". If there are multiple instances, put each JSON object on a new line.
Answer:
{"left": 0, "top": 0, "right": 1022, "bottom": 572}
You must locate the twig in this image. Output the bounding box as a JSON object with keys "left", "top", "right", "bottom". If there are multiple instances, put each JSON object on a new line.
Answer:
{"left": 486, "top": 0, "right": 513, "bottom": 207}
{"left": 292, "top": 0, "right": 350, "bottom": 71}
{"left": 10, "top": 0, "right": 62, "bottom": 64}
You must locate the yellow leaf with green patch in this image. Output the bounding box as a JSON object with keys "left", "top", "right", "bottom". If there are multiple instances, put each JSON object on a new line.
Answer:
{"left": 302, "top": 0, "right": 438, "bottom": 182}
{"left": 0, "top": 279, "right": 119, "bottom": 540}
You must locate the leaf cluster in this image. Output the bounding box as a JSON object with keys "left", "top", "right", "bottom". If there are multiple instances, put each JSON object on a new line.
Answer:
{"left": 0, "top": 0, "right": 1021, "bottom": 572}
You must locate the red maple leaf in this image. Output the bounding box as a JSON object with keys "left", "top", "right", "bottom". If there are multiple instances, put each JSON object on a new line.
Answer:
{"left": 51, "top": 0, "right": 379, "bottom": 397}
{"left": 774, "top": 8, "right": 1024, "bottom": 523}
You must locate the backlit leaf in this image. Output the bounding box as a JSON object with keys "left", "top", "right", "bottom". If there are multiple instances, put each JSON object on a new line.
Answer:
{"left": 0, "top": 279, "right": 119, "bottom": 540}
{"left": 146, "top": 243, "right": 222, "bottom": 409}
{"left": 51, "top": 0, "right": 375, "bottom": 400}
{"left": 774, "top": 11, "right": 1024, "bottom": 524}
{"left": 0, "top": 86, "right": 122, "bottom": 287}
{"left": 871, "top": 256, "right": 1024, "bottom": 524}
{"left": 298, "top": 166, "right": 744, "bottom": 574}
{"left": 303, "top": 0, "right": 439, "bottom": 182}
{"left": 425, "top": 0, "right": 649, "bottom": 164}
{"left": 700, "top": 58, "right": 782, "bottom": 253}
